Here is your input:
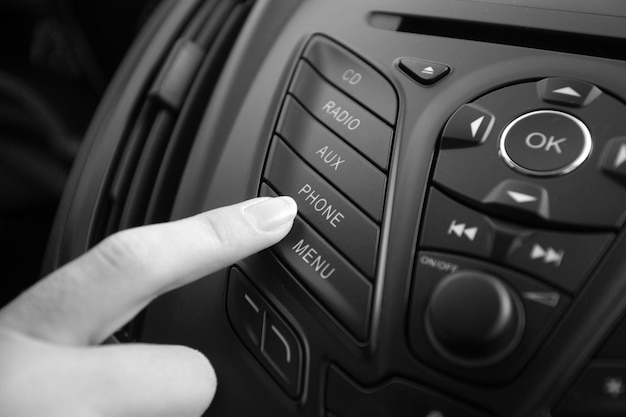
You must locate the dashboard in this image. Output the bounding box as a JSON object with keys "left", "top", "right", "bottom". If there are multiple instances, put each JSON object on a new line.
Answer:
{"left": 44, "top": 0, "right": 626, "bottom": 416}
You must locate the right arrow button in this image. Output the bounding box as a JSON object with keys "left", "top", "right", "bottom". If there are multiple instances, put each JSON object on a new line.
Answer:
{"left": 601, "top": 136, "right": 626, "bottom": 182}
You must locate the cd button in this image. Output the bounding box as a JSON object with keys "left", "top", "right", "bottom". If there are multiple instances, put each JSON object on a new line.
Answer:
{"left": 303, "top": 37, "right": 397, "bottom": 124}
{"left": 290, "top": 60, "right": 393, "bottom": 170}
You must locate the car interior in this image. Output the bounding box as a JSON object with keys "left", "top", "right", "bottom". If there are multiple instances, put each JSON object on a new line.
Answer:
{"left": 3, "top": 0, "right": 626, "bottom": 416}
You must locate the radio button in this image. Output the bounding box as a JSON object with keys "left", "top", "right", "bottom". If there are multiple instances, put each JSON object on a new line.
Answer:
{"left": 290, "top": 61, "right": 393, "bottom": 171}
{"left": 303, "top": 36, "right": 397, "bottom": 124}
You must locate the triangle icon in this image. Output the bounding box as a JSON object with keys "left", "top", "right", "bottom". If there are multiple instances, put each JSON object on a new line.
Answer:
{"left": 546, "top": 248, "right": 564, "bottom": 265}
{"left": 507, "top": 191, "right": 538, "bottom": 204}
{"left": 553, "top": 86, "right": 582, "bottom": 98}
{"left": 531, "top": 244, "right": 546, "bottom": 260}
{"left": 614, "top": 144, "right": 626, "bottom": 168}
{"left": 523, "top": 292, "right": 560, "bottom": 307}
{"left": 422, "top": 66, "right": 435, "bottom": 75}
{"left": 449, "top": 222, "right": 465, "bottom": 237}
{"left": 463, "top": 227, "right": 478, "bottom": 241}
{"left": 470, "top": 116, "right": 485, "bottom": 138}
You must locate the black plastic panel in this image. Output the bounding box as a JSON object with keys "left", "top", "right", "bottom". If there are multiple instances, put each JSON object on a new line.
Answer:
{"left": 44, "top": 1, "right": 626, "bottom": 417}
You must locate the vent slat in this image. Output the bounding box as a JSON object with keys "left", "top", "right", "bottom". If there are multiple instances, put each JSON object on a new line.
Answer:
{"left": 145, "top": 1, "right": 253, "bottom": 225}
{"left": 119, "top": 111, "right": 175, "bottom": 230}
{"left": 91, "top": 0, "right": 254, "bottom": 247}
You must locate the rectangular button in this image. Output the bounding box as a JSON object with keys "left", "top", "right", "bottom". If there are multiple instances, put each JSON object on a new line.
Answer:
{"left": 227, "top": 268, "right": 266, "bottom": 349}
{"left": 277, "top": 96, "right": 387, "bottom": 222}
{"left": 505, "top": 229, "right": 613, "bottom": 294}
{"left": 290, "top": 60, "right": 393, "bottom": 171}
{"left": 421, "top": 188, "right": 495, "bottom": 259}
{"left": 264, "top": 140, "right": 379, "bottom": 277}
{"left": 303, "top": 36, "right": 397, "bottom": 124}
{"left": 261, "top": 193, "right": 372, "bottom": 341}
{"left": 227, "top": 269, "right": 303, "bottom": 397}
{"left": 261, "top": 311, "right": 303, "bottom": 397}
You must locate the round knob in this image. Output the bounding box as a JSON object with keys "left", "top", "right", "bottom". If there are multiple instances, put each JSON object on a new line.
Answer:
{"left": 426, "top": 270, "right": 524, "bottom": 367}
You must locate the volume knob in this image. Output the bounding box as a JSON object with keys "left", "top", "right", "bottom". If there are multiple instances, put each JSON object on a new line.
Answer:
{"left": 426, "top": 270, "right": 524, "bottom": 367}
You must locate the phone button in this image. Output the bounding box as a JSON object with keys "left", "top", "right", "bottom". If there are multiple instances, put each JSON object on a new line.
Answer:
{"left": 277, "top": 97, "right": 386, "bottom": 221}
{"left": 264, "top": 140, "right": 380, "bottom": 278}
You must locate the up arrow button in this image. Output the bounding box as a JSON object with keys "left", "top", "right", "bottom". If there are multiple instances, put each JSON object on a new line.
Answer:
{"left": 552, "top": 86, "right": 582, "bottom": 98}
{"left": 538, "top": 77, "right": 602, "bottom": 107}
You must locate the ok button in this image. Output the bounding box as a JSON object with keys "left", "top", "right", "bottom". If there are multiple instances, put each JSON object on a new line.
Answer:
{"left": 500, "top": 110, "right": 592, "bottom": 176}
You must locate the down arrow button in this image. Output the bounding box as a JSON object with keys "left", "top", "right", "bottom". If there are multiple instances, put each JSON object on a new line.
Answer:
{"left": 483, "top": 179, "right": 550, "bottom": 221}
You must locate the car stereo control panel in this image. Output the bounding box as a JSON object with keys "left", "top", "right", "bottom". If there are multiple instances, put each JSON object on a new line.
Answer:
{"left": 259, "top": 35, "right": 397, "bottom": 342}
{"left": 119, "top": 1, "right": 626, "bottom": 416}
{"left": 229, "top": 31, "right": 626, "bottom": 417}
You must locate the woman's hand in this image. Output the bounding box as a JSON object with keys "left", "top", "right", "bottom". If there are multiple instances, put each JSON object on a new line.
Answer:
{"left": 0, "top": 197, "right": 297, "bottom": 417}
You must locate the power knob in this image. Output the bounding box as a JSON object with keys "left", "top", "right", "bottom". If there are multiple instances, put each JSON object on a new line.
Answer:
{"left": 425, "top": 270, "right": 525, "bottom": 367}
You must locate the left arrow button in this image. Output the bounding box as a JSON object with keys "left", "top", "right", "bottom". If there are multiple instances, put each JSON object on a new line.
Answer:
{"left": 441, "top": 103, "right": 495, "bottom": 148}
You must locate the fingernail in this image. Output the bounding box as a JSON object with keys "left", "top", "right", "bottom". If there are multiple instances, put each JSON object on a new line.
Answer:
{"left": 244, "top": 197, "right": 298, "bottom": 232}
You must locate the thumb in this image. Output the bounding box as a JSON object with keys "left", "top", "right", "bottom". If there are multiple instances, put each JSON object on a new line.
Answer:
{"left": 1, "top": 330, "right": 216, "bottom": 417}
{"left": 1, "top": 329, "right": 215, "bottom": 417}
{"left": 82, "top": 343, "right": 216, "bottom": 417}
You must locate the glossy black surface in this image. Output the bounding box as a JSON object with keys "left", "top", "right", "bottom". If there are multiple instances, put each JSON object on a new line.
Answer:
{"left": 44, "top": 1, "right": 626, "bottom": 416}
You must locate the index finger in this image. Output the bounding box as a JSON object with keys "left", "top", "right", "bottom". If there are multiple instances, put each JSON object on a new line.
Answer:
{"left": 0, "top": 197, "right": 297, "bottom": 345}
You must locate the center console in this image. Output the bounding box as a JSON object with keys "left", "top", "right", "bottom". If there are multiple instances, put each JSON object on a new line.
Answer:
{"left": 45, "top": 0, "right": 626, "bottom": 416}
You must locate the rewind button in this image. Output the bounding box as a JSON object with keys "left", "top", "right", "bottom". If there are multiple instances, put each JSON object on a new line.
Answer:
{"left": 421, "top": 188, "right": 495, "bottom": 258}
{"left": 448, "top": 220, "right": 479, "bottom": 241}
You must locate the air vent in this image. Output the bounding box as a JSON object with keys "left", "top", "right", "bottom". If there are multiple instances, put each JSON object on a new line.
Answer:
{"left": 92, "top": 0, "right": 253, "bottom": 244}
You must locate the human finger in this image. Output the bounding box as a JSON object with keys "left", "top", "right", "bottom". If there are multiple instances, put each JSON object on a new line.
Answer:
{"left": 0, "top": 197, "right": 297, "bottom": 345}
